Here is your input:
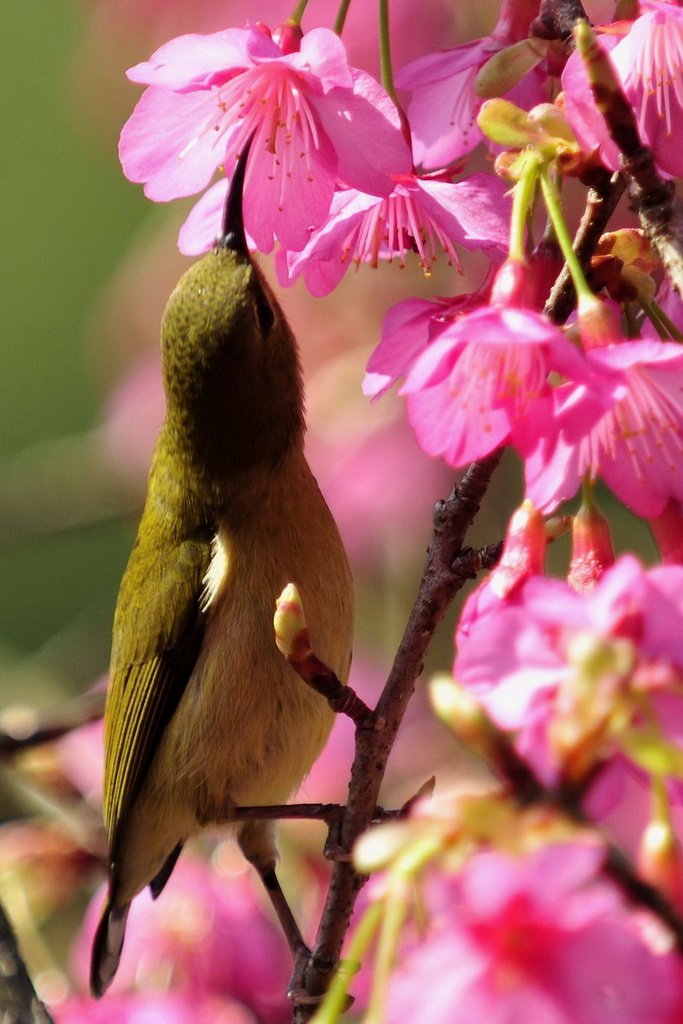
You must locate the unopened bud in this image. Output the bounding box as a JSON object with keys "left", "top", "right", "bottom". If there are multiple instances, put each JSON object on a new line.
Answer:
{"left": 273, "top": 583, "right": 310, "bottom": 661}
{"left": 430, "top": 674, "right": 493, "bottom": 755}
{"left": 577, "top": 293, "right": 621, "bottom": 350}
{"left": 494, "top": 150, "right": 523, "bottom": 180}
{"left": 272, "top": 20, "right": 303, "bottom": 55}
{"left": 594, "top": 230, "right": 657, "bottom": 303}
{"left": 476, "top": 38, "right": 548, "bottom": 99}
{"left": 490, "top": 259, "right": 537, "bottom": 309}
{"left": 649, "top": 500, "right": 683, "bottom": 566}
{"left": 527, "top": 102, "right": 577, "bottom": 146}
{"left": 489, "top": 499, "right": 546, "bottom": 598}
{"left": 529, "top": 238, "right": 565, "bottom": 308}
{"left": 639, "top": 819, "right": 683, "bottom": 914}
{"left": 568, "top": 498, "right": 615, "bottom": 592}
{"left": 545, "top": 515, "right": 573, "bottom": 542}
{"left": 478, "top": 98, "right": 533, "bottom": 149}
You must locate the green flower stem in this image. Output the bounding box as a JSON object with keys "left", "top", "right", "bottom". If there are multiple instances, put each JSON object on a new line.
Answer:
{"left": 581, "top": 474, "right": 596, "bottom": 509}
{"left": 290, "top": 0, "right": 310, "bottom": 24}
{"left": 509, "top": 152, "right": 541, "bottom": 262}
{"left": 311, "top": 901, "right": 384, "bottom": 1024}
{"left": 365, "top": 834, "right": 442, "bottom": 1024}
{"left": 379, "top": 0, "right": 398, "bottom": 104}
{"left": 539, "top": 165, "right": 594, "bottom": 304}
{"left": 641, "top": 298, "right": 683, "bottom": 341}
{"left": 333, "top": 0, "right": 353, "bottom": 35}
{"left": 624, "top": 301, "right": 641, "bottom": 339}
{"left": 364, "top": 890, "right": 407, "bottom": 1024}
{"left": 652, "top": 774, "right": 673, "bottom": 828}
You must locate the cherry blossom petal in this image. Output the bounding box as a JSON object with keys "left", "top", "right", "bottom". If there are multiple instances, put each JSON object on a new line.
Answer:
{"left": 126, "top": 28, "right": 250, "bottom": 90}
{"left": 178, "top": 179, "right": 227, "bottom": 255}
{"left": 315, "top": 70, "right": 411, "bottom": 194}
{"left": 120, "top": 87, "right": 232, "bottom": 200}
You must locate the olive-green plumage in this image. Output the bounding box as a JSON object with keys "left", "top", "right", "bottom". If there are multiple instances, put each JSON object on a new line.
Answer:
{"left": 90, "top": 160, "right": 353, "bottom": 997}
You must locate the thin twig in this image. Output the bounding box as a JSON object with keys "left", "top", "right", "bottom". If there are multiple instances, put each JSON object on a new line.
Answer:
{"left": 0, "top": 690, "right": 105, "bottom": 762}
{"left": 233, "top": 803, "right": 347, "bottom": 825}
{"left": 544, "top": 170, "right": 626, "bottom": 324}
{"left": 531, "top": 0, "right": 589, "bottom": 44}
{"left": 289, "top": 656, "right": 375, "bottom": 729}
{"left": 575, "top": 20, "right": 683, "bottom": 296}
{"left": 232, "top": 803, "right": 400, "bottom": 826}
{"left": 291, "top": 454, "right": 502, "bottom": 1019}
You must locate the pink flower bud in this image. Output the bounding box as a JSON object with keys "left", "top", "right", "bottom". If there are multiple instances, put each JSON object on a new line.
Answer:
{"left": 490, "top": 259, "right": 537, "bottom": 309}
{"left": 568, "top": 499, "right": 616, "bottom": 592}
{"left": 649, "top": 500, "right": 683, "bottom": 565}
{"left": 272, "top": 20, "right": 303, "bottom": 55}
{"left": 490, "top": 500, "right": 547, "bottom": 598}
{"left": 577, "top": 294, "right": 622, "bottom": 350}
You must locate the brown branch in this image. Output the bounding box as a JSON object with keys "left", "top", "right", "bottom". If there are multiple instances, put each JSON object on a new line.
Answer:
{"left": 289, "top": 657, "right": 375, "bottom": 730}
{"left": 451, "top": 540, "right": 504, "bottom": 579}
{"left": 232, "top": 803, "right": 400, "bottom": 827}
{"left": 531, "top": 0, "right": 589, "bottom": 45}
{"left": 0, "top": 690, "right": 105, "bottom": 762}
{"left": 602, "top": 845, "right": 683, "bottom": 951}
{"left": 291, "top": 453, "right": 502, "bottom": 1019}
{"left": 528, "top": 4, "right": 629, "bottom": 328}
{"left": 576, "top": 21, "right": 683, "bottom": 296}
{"left": 626, "top": 166, "right": 683, "bottom": 300}
{"left": 233, "top": 803, "right": 347, "bottom": 825}
{"left": 544, "top": 170, "right": 626, "bottom": 325}
{"left": 0, "top": 901, "right": 55, "bottom": 1024}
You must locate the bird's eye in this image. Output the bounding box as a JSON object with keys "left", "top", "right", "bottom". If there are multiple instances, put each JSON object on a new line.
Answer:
{"left": 255, "top": 295, "right": 275, "bottom": 337}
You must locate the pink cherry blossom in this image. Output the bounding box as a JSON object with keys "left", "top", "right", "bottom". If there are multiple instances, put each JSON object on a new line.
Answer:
{"left": 72, "top": 857, "right": 291, "bottom": 1022}
{"left": 56, "top": 715, "right": 105, "bottom": 808}
{"left": 561, "top": 31, "right": 622, "bottom": 172}
{"left": 454, "top": 555, "right": 683, "bottom": 787}
{"left": 53, "top": 993, "right": 253, "bottom": 1024}
{"left": 563, "top": 1, "right": 683, "bottom": 179}
{"left": 119, "top": 23, "right": 411, "bottom": 253}
{"left": 362, "top": 276, "right": 494, "bottom": 399}
{"left": 274, "top": 172, "right": 510, "bottom": 296}
{"left": 524, "top": 337, "right": 683, "bottom": 518}
{"left": 387, "top": 844, "right": 683, "bottom": 1024}
{"left": 399, "top": 301, "right": 592, "bottom": 469}
{"left": 371, "top": 260, "right": 607, "bottom": 470}
{"left": 396, "top": 0, "right": 545, "bottom": 168}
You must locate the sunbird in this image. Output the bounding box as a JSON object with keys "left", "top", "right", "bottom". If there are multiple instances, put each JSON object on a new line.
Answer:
{"left": 91, "top": 147, "right": 354, "bottom": 996}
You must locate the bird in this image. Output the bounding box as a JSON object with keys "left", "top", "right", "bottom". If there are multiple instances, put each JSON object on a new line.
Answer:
{"left": 90, "top": 145, "right": 354, "bottom": 997}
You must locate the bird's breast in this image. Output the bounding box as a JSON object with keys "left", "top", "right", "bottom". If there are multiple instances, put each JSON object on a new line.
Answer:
{"left": 161, "top": 477, "right": 352, "bottom": 822}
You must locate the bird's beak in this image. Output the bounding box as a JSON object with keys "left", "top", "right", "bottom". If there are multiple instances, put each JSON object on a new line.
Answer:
{"left": 219, "top": 134, "right": 254, "bottom": 258}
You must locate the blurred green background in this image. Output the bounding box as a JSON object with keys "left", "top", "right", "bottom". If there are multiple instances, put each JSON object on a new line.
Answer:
{"left": 0, "top": 1, "right": 149, "bottom": 704}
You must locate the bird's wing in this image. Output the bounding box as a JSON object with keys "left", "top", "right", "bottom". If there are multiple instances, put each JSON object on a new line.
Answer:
{"left": 102, "top": 531, "right": 212, "bottom": 859}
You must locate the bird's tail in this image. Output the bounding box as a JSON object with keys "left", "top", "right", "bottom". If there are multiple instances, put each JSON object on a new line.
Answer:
{"left": 90, "top": 891, "right": 130, "bottom": 998}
